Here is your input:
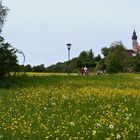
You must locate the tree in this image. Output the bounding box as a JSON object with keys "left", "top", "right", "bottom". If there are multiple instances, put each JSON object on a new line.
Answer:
{"left": 0, "top": 3, "right": 9, "bottom": 33}
{"left": 76, "top": 50, "right": 96, "bottom": 68}
{"left": 89, "top": 49, "right": 94, "bottom": 59}
{"left": 32, "top": 64, "right": 46, "bottom": 72}
{"left": 95, "top": 59, "right": 106, "bottom": 71}
{"left": 131, "top": 54, "right": 140, "bottom": 72}
{"left": 94, "top": 54, "right": 101, "bottom": 61}
{"left": 0, "top": 3, "right": 21, "bottom": 78}
{"left": 101, "top": 47, "right": 110, "bottom": 57}
{"left": 25, "top": 64, "right": 32, "bottom": 72}
{"left": 105, "top": 41, "right": 130, "bottom": 73}
{"left": 0, "top": 36, "right": 18, "bottom": 77}
{"left": 78, "top": 51, "right": 89, "bottom": 60}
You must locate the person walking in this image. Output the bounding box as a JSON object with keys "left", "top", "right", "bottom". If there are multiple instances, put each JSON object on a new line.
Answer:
{"left": 84, "top": 66, "right": 88, "bottom": 76}
{"left": 80, "top": 67, "right": 84, "bottom": 75}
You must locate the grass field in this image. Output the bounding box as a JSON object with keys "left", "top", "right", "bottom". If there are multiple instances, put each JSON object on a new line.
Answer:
{"left": 0, "top": 73, "right": 140, "bottom": 139}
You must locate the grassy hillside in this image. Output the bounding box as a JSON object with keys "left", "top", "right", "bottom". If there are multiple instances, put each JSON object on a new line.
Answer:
{"left": 0, "top": 73, "right": 140, "bottom": 139}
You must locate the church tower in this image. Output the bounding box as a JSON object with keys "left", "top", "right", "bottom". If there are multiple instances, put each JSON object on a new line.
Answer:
{"left": 132, "top": 29, "right": 138, "bottom": 51}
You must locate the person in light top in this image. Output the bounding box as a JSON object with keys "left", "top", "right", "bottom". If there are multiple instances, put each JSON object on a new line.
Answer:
{"left": 84, "top": 66, "right": 88, "bottom": 75}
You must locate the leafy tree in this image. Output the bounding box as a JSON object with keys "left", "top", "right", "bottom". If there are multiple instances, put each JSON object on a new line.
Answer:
{"left": 105, "top": 41, "right": 129, "bottom": 73}
{"left": 0, "top": 3, "right": 22, "bottom": 78}
{"left": 0, "top": 3, "right": 18, "bottom": 77}
{"left": 77, "top": 50, "right": 96, "bottom": 68}
{"left": 0, "top": 3, "right": 9, "bottom": 33}
{"left": 131, "top": 54, "right": 140, "bottom": 72}
{"left": 78, "top": 51, "right": 89, "bottom": 60}
{"left": 32, "top": 64, "right": 46, "bottom": 72}
{"left": 0, "top": 36, "right": 18, "bottom": 77}
{"left": 95, "top": 59, "right": 106, "bottom": 71}
{"left": 76, "top": 51, "right": 88, "bottom": 68}
{"left": 18, "top": 65, "right": 26, "bottom": 72}
{"left": 89, "top": 49, "right": 94, "bottom": 59}
{"left": 101, "top": 47, "right": 110, "bottom": 57}
{"left": 94, "top": 54, "right": 101, "bottom": 61}
{"left": 25, "top": 64, "right": 32, "bottom": 72}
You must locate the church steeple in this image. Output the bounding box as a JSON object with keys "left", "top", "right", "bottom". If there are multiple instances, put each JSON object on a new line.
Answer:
{"left": 132, "top": 29, "right": 137, "bottom": 40}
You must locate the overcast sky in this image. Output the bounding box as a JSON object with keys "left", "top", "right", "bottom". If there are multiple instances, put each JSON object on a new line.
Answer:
{"left": 2, "top": 0, "right": 140, "bottom": 66}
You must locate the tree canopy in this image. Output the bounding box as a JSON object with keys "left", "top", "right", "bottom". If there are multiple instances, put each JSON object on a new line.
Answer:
{"left": 0, "top": 3, "right": 9, "bottom": 33}
{"left": 0, "top": 36, "right": 18, "bottom": 77}
{"left": 100, "top": 41, "right": 131, "bottom": 73}
{"left": 0, "top": 3, "right": 19, "bottom": 78}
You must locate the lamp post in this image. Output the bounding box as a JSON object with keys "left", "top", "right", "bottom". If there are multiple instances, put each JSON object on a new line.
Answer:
{"left": 67, "top": 43, "right": 71, "bottom": 75}
{"left": 67, "top": 43, "right": 71, "bottom": 61}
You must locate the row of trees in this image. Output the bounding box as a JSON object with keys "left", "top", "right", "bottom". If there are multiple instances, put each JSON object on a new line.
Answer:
{"left": 13, "top": 41, "right": 140, "bottom": 74}
{"left": 44, "top": 42, "right": 140, "bottom": 74}
{"left": 18, "top": 49, "right": 101, "bottom": 73}
{"left": 19, "top": 64, "right": 46, "bottom": 72}
{"left": 45, "top": 49, "right": 101, "bottom": 73}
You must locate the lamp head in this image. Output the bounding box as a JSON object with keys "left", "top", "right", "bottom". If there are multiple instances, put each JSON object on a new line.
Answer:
{"left": 67, "top": 43, "right": 71, "bottom": 50}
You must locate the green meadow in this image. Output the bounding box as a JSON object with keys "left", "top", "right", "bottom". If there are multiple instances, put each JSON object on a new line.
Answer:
{"left": 0, "top": 73, "right": 140, "bottom": 140}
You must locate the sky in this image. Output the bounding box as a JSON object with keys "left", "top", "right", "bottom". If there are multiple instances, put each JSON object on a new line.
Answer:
{"left": 2, "top": 0, "right": 140, "bottom": 66}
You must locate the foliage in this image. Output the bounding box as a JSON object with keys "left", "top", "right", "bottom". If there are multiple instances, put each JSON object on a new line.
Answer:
{"left": 41, "top": 41, "right": 140, "bottom": 73}
{"left": 76, "top": 50, "right": 95, "bottom": 68}
{"left": 104, "top": 42, "right": 130, "bottom": 73}
{"left": 32, "top": 64, "right": 46, "bottom": 72}
{"left": 46, "top": 62, "right": 68, "bottom": 73}
{"left": 0, "top": 3, "right": 9, "bottom": 33}
{"left": 0, "top": 3, "right": 20, "bottom": 78}
{"left": 130, "top": 53, "right": 140, "bottom": 72}
{"left": 0, "top": 74, "right": 140, "bottom": 139}
{"left": 101, "top": 47, "right": 110, "bottom": 57}
{"left": 0, "top": 36, "right": 18, "bottom": 78}
{"left": 95, "top": 59, "right": 106, "bottom": 71}
{"left": 25, "top": 64, "right": 32, "bottom": 72}
{"left": 45, "top": 50, "right": 99, "bottom": 73}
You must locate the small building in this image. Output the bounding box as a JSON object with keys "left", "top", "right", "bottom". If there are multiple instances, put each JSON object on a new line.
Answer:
{"left": 125, "top": 49, "right": 136, "bottom": 56}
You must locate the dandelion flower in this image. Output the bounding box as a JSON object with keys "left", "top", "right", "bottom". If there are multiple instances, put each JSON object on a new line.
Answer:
{"left": 92, "top": 130, "right": 97, "bottom": 136}
{"left": 109, "top": 124, "right": 114, "bottom": 129}
{"left": 69, "top": 122, "right": 75, "bottom": 126}
{"left": 116, "top": 133, "right": 121, "bottom": 139}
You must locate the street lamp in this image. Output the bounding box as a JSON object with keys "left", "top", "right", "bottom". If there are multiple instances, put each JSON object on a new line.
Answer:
{"left": 67, "top": 43, "right": 72, "bottom": 75}
{"left": 67, "top": 43, "right": 71, "bottom": 61}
